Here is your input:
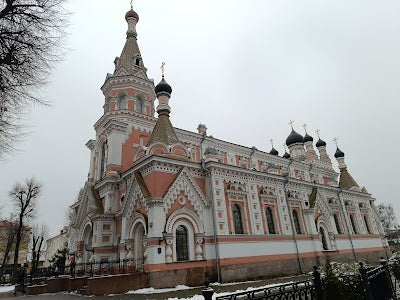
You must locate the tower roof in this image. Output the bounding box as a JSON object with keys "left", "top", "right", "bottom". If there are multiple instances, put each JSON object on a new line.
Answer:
{"left": 303, "top": 133, "right": 313, "bottom": 143}
{"left": 339, "top": 168, "right": 359, "bottom": 189}
{"left": 316, "top": 138, "right": 327, "bottom": 147}
{"left": 147, "top": 111, "right": 179, "bottom": 146}
{"left": 334, "top": 148, "right": 345, "bottom": 158}
{"left": 286, "top": 129, "right": 303, "bottom": 146}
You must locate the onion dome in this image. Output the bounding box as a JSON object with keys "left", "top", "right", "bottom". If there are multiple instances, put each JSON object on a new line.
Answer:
{"left": 334, "top": 148, "right": 345, "bottom": 158}
{"left": 155, "top": 76, "right": 172, "bottom": 96}
{"left": 303, "top": 133, "right": 313, "bottom": 143}
{"left": 283, "top": 152, "right": 290, "bottom": 159}
{"left": 316, "top": 138, "right": 327, "bottom": 148}
{"left": 286, "top": 130, "right": 304, "bottom": 146}
{"left": 125, "top": 9, "right": 139, "bottom": 22}
{"left": 269, "top": 148, "right": 279, "bottom": 156}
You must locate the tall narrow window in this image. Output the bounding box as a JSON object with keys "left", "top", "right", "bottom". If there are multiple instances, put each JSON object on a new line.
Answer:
{"left": 233, "top": 204, "right": 244, "bottom": 234}
{"left": 100, "top": 142, "right": 106, "bottom": 178}
{"left": 118, "top": 96, "right": 127, "bottom": 110}
{"left": 350, "top": 214, "right": 357, "bottom": 234}
{"left": 319, "top": 227, "right": 329, "bottom": 250}
{"left": 136, "top": 96, "right": 144, "bottom": 114}
{"left": 176, "top": 225, "right": 189, "bottom": 261}
{"left": 333, "top": 214, "right": 342, "bottom": 234}
{"left": 292, "top": 210, "right": 302, "bottom": 234}
{"left": 364, "top": 216, "right": 371, "bottom": 234}
{"left": 266, "top": 207, "right": 276, "bottom": 234}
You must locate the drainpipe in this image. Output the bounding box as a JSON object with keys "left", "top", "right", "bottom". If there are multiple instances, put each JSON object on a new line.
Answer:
{"left": 337, "top": 187, "right": 357, "bottom": 261}
{"left": 200, "top": 134, "right": 221, "bottom": 283}
{"left": 283, "top": 159, "right": 304, "bottom": 274}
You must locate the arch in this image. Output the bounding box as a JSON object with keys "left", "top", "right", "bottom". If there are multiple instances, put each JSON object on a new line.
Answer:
{"left": 333, "top": 213, "right": 342, "bottom": 234}
{"left": 265, "top": 207, "right": 276, "bottom": 234}
{"left": 135, "top": 94, "right": 145, "bottom": 114}
{"left": 133, "top": 146, "right": 147, "bottom": 162}
{"left": 292, "top": 210, "right": 302, "bottom": 234}
{"left": 233, "top": 204, "right": 244, "bottom": 234}
{"left": 172, "top": 218, "right": 195, "bottom": 261}
{"left": 99, "top": 142, "right": 106, "bottom": 178}
{"left": 127, "top": 214, "right": 147, "bottom": 239}
{"left": 165, "top": 208, "right": 202, "bottom": 234}
{"left": 149, "top": 143, "right": 168, "bottom": 155}
{"left": 81, "top": 223, "right": 92, "bottom": 263}
{"left": 171, "top": 144, "right": 189, "bottom": 157}
{"left": 176, "top": 225, "right": 189, "bottom": 261}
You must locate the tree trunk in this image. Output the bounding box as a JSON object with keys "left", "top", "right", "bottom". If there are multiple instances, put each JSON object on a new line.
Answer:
{"left": 0, "top": 228, "right": 15, "bottom": 279}
{"left": 12, "top": 215, "right": 23, "bottom": 284}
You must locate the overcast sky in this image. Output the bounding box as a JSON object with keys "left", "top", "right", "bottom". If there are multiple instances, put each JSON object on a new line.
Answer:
{"left": 1, "top": 0, "right": 399, "bottom": 237}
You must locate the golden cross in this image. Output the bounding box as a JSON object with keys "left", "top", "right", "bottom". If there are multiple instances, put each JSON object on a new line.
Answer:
{"left": 315, "top": 129, "right": 320, "bottom": 139}
{"left": 333, "top": 137, "right": 339, "bottom": 147}
{"left": 160, "top": 62, "right": 165, "bottom": 77}
{"left": 302, "top": 123, "right": 308, "bottom": 134}
{"left": 288, "top": 120, "right": 294, "bottom": 130}
{"left": 270, "top": 139, "right": 274, "bottom": 148}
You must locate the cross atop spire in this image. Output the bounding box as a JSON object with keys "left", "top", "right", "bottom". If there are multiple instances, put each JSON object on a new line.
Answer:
{"left": 315, "top": 129, "right": 320, "bottom": 139}
{"left": 288, "top": 120, "right": 294, "bottom": 130}
{"left": 302, "top": 123, "right": 308, "bottom": 134}
{"left": 270, "top": 139, "right": 274, "bottom": 148}
{"left": 161, "top": 61, "right": 165, "bottom": 77}
{"left": 130, "top": 0, "right": 133, "bottom": 9}
{"left": 333, "top": 137, "right": 339, "bottom": 148}
{"left": 283, "top": 143, "right": 288, "bottom": 152}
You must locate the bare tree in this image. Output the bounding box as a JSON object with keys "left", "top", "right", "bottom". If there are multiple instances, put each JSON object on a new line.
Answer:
{"left": 30, "top": 223, "right": 48, "bottom": 276}
{"left": 0, "top": 0, "right": 68, "bottom": 158}
{"left": 8, "top": 177, "right": 42, "bottom": 282}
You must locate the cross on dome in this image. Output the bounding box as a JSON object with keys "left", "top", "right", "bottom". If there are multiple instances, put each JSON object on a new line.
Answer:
{"left": 333, "top": 137, "right": 339, "bottom": 148}
{"left": 270, "top": 139, "right": 274, "bottom": 148}
{"left": 288, "top": 120, "right": 294, "bottom": 130}
{"left": 161, "top": 61, "right": 166, "bottom": 77}
{"left": 130, "top": 0, "right": 133, "bottom": 9}
{"left": 302, "top": 123, "right": 308, "bottom": 134}
{"left": 315, "top": 129, "right": 320, "bottom": 139}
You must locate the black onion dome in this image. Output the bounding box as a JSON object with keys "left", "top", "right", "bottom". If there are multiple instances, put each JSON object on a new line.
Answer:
{"left": 286, "top": 129, "right": 304, "bottom": 146}
{"left": 155, "top": 77, "right": 172, "bottom": 96}
{"left": 316, "top": 138, "right": 327, "bottom": 148}
{"left": 303, "top": 133, "right": 313, "bottom": 143}
{"left": 269, "top": 148, "right": 279, "bottom": 156}
{"left": 283, "top": 152, "right": 290, "bottom": 159}
{"left": 125, "top": 9, "right": 139, "bottom": 22}
{"left": 334, "top": 148, "right": 345, "bottom": 158}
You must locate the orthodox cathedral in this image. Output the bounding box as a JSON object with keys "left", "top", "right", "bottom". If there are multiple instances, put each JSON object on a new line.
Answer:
{"left": 68, "top": 6, "right": 388, "bottom": 286}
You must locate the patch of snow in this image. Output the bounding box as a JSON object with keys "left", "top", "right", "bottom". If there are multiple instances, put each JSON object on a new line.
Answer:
{"left": 166, "top": 281, "right": 293, "bottom": 300}
{"left": 0, "top": 285, "right": 15, "bottom": 293}
{"left": 127, "top": 285, "right": 192, "bottom": 294}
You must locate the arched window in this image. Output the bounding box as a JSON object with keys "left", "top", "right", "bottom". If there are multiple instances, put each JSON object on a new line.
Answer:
{"left": 136, "top": 96, "right": 144, "bottom": 114}
{"left": 100, "top": 142, "right": 106, "bottom": 178}
{"left": 349, "top": 214, "right": 357, "bottom": 234}
{"left": 319, "top": 227, "right": 329, "bottom": 250}
{"left": 266, "top": 207, "right": 276, "bottom": 234}
{"left": 118, "top": 96, "right": 127, "bottom": 110}
{"left": 333, "top": 214, "right": 342, "bottom": 234}
{"left": 364, "top": 216, "right": 371, "bottom": 234}
{"left": 233, "top": 204, "right": 244, "bottom": 234}
{"left": 176, "top": 225, "right": 189, "bottom": 261}
{"left": 292, "top": 210, "right": 302, "bottom": 234}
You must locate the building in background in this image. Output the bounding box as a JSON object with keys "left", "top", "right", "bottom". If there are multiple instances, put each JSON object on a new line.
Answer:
{"left": 67, "top": 5, "right": 388, "bottom": 287}
{"left": 44, "top": 227, "right": 68, "bottom": 267}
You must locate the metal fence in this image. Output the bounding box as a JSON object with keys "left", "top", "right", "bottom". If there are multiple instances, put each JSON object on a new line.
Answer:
{"left": 202, "top": 260, "right": 397, "bottom": 300}
{"left": 65, "top": 258, "right": 143, "bottom": 277}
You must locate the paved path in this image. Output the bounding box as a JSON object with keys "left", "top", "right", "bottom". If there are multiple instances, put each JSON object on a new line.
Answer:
{"left": 0, "top": 274, "right": 311, "bottom": 299}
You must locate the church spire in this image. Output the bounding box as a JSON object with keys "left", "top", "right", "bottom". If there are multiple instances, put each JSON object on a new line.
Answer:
{"left": 113, "top": 4, "right": 147, "bottom": 77}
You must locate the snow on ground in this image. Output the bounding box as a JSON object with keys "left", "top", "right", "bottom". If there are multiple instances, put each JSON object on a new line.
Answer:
{"left": 127, "top": 285, "right": 192, "bottom": 294}
{"left": 166, "top": 282, "right": 293, "bottom": 300}
{"left": 0, "top": 285, "right": 15, "bottom": 293}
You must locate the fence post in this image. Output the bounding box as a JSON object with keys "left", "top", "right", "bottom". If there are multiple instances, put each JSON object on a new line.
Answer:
{"left": 202, "top": 281, "right": 214, "bottom": 300}
{"left": 313, "top": 266, "right": 323, "bottom": 300}
{"left": 379, "top": 257, "right": 397, "bottom": 300}
{"left": 359, "top": 262, "right": 373, "bottom": 300}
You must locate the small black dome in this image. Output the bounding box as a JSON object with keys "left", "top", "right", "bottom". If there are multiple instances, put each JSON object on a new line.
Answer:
{"left": 286, "top": 129, "right": 304, "bottom": 146}
{"left": 283, "top": 152, "right": 290, "bottom": 159}
{"left": 269, "top": 148, "right": 278, "bottom": 156}
{"left": 334, "top": 148, "right": 345, "bottom": 158}
{"left": 303, "top": 133, "right": 313, "bottom": 143}
{"left": 125, "top": 9, "right": 139, "bottom": 22}
{"left": 316, "top": 138, "right": 327, "bottom": 148}
{"left": 155, "top": 77, "right": 172, "bottom": 96}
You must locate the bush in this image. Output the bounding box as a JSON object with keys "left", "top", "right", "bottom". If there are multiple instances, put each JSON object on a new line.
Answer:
{"left": 389, "top": 252, "right": 400, "bottom": 280}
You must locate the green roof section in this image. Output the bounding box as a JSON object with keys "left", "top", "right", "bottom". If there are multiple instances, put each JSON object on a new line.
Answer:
{"left": 147, "top": 111, "right": 179, "bottom": 146}
{"left": 339, "top": 168, "right": 359, "bottom": 190}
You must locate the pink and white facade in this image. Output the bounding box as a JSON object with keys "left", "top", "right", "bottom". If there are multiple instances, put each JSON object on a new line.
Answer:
{"left": 68, "top": 7, "right": 388, "bottom": 285}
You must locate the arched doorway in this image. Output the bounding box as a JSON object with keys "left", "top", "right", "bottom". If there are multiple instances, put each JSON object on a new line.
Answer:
{"left": 319, "top": 226, "right": 329, "bottom": 251}
{"left": 133, "top": 223, "right": 145, "bottom": 262}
